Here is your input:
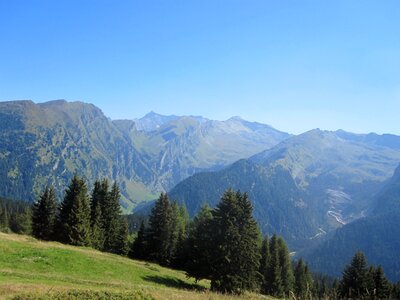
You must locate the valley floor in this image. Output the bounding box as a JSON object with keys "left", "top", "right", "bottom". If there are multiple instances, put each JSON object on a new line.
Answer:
{"left": 0, "top": 233, "right": 269, "bottom": 300}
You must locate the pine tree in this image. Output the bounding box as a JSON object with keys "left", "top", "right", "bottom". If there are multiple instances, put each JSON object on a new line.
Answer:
{"left": 32, "top": 186, "right": 58, "bottom": 240}
{"left": 102, "top": 181, "right": 123, "bottom": 253}
{"left": 168, "top": 202, "right": 181, "bottom": 262}
{"left": 91, "top": 200, "right": 104, "bottom": 249}
{"left": 58, "top": 175, "right": 91, "bottom": 246}
{"left": 340, "top": 251, "right": 369, "bottom": 299}
{"left": 266, "top": 234, "right": 284, "bottom": 297}
{"left": 236, "top": 192, "right": 262, "bottom": 291}
{"left": 129, "top": 220, "right": 147, "bottom": 260}
{"left": 185, "top": 204, "right": 214, "bottom": 282}
{"left": 210, "top": 189, "right": 261, "bottom": 294}
{"left": 260, "top": 236, "right": 270, "bottom": 294}
{"left": 294, "top": 258, "right": 313, "bottom": 300}
{"left": 90, "top": 180, "right": 107, "bottom": 249}
{"left": 172, "top": 203, "right": 190, "bottom": 269}
{"left": 392, "top": 282, "right": 400, "bottom": 300}
{"left": 277, "top": 236, "right": 294, "bottom": 297}
{"left": 147, "top": 192, "right": 174, "bottom": 265}
{"left": 370, "top": 265, "right": 391, "bottom": 299}
{"left": 114, "top": 218, "right": 129, "bottom": 256}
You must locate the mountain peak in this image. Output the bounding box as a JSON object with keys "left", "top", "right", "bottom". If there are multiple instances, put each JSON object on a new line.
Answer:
{"left": 227, "top": 116, "right": 243, "bottom": 121}
{"left": 143, "top": 111, "right": 163, "bottom": 118}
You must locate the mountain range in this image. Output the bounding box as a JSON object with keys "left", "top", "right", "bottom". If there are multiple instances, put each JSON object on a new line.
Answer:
{"left": 0, "top": 100, "right": 289, "bottom": 210}
{"left": 2, "top": 99, "right": 400, "bottom": 281}
{"left": 168, "top": 129, "right": 400, "bottom": 248}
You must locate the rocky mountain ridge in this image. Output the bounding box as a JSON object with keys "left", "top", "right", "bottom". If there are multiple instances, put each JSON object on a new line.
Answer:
{"left": 0, "top": 99, "right": 289, "bottom": 210}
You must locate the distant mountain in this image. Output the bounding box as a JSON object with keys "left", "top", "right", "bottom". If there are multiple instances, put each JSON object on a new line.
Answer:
{"left": 303, "top": 164, "right": 400, "bottom": 282}
{"left": 0, "top": 100, "right": 289, "bottom": 211}
{"left": 132, "top": 111, "right": 181, "bottom": 132}
{"left": 251, "top": 129, "right": 400, "bottom": 225}
{"left": 168, "top": 129, "right": 400, "bottom": 249}
{"left": 114, "top": 114, "right": 291, "bottom": 191}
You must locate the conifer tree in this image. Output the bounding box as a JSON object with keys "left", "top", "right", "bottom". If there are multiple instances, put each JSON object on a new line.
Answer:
{"left": 260, "top": 236, "right": 270, "bottom": 294}
{"left": 340, "top": 251, "right": 369, "bottom": 299}
{"left": 90, "top": 200, "right": 104, "bottom": 249}
{"left": 236, "top": 192, "right": 262, "bottom": 291}
{"left": 172, "top": 203, "right": 190, "bottom": 269}
{"left": 294, "top": 258, "right": 313, "bottom": 300}
{"left": 147, "top": 192, "right": 174, "bottom": 265}
{"left": 129, "top": 220, "right": 147, "bottom": 260}
{"left": 277, "top": 236, "right": 295, "bottom": 297}
{"left": 370, "top": 265, "right": 391, "bottom": 299}
{"left": 102, "top": 181, "right": 124, "bottom": 253}
{"left": 265, "top": 234, "right": 284, "bottom": 297}
{"left": 90, "top": 180, "right": 107, "bottom": 249}
{"left": 114, "top": 218, "right": 129, "bottom": 256}
{"left": 32, "top": 186, "right": 58, "bottom": 240}
{"left": 185, "top": 204, "right": 214, "bottom": 281}
{"left": 210, "top": 189, "right": 261, "bottom": 294}
{"left": 169, "top": 202, "right": 181, "bottom": 261}
{"left": 58, "top": 175, "right": 91, "bottom": 246}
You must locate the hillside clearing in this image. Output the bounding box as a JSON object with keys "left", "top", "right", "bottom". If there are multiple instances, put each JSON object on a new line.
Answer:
{"left": 0, "top": 233, "right": 269, "bottom": 300}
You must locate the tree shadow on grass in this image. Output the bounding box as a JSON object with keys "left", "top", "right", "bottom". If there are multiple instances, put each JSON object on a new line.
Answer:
{"left": 142, "top": 275, "right": 206, "bottom": 291}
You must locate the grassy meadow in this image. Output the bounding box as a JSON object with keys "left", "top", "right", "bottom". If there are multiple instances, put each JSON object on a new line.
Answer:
{"left": 0, "top": 232, "right": 269, "bottom": 299}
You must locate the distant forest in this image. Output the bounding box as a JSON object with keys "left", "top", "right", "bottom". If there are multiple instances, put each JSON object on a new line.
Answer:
{"left": 1, "top": 177, "right": 400, "bottom": 298}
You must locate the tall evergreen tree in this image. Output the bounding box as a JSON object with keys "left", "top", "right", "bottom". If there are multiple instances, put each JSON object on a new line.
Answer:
{"left": 58, "top": 175, "right": 91, "bottom": 246}
{"left": 210, "top": 189, "right": 261, "bottom": 294}
{"left": 32, "top": 186, "right": 58, "bottom": 240}
{"left": 172, "top": 203, "right": 190, "bottom": 269}
{"left": 114, "top": 218, "right": 129, "bottom": 256}
{"left": 102, "top": 181, "right": 124, "bottom": 253}
{"left": 370, "top": 265, "right": 391, "bottom": 299}
{"left": 90, "top": 180, "right": 106, "bottom": 249}
{"left": 277, "top": 236, "right": 295, "bottom": 297}
{"left": 260, "top": 236, "right": 270, "bottom": 294}
{"left": 129, "top": 220, "right": 148, "bottom": 260}
{"left": 185, "top": 204, "right": 214, "bottom": 281}
{"left": 236, "top": 192, "right": 262, "bottom": 291}
{"left": 265, "top": 234, "right": 284, "bottom": 297}
{"left": 340, "top": 251, "right": 370, "bottom": 299}
{"left": 147, "top": 192, "right": 174, "bottom": 265}
{"left": 90, "top": 200, "right": 104, "bottom": 249}
{"left": 294, "top": 258, "right": 313, "bottom": 300}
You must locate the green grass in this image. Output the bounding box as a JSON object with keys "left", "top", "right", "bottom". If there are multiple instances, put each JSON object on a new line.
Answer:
{"left": 0, "top": 233, "right": 269, "bottom": 300}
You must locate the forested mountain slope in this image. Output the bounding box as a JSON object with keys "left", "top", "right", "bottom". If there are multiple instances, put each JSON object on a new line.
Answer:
{"left": 169, "top": 130, "right": 400, "bottom": 249}
{"left": 303, "top": 165, "right": 400, "bottom": 282}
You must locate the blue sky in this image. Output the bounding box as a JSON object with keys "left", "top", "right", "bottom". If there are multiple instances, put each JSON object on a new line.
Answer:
{"left": 0, "top": 1, "right": 399, "bottom": 134}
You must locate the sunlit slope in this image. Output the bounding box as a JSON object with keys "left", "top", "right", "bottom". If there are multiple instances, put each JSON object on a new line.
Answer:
{"left": 0, "top": 233, "right": 267, "bottom": 300}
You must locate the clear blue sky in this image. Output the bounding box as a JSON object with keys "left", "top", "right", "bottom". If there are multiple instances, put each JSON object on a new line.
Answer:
{"left": 1, "top": 1, "right": 399, "bottom": 134}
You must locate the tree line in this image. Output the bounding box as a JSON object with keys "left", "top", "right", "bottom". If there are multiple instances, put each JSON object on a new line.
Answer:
{"left": 129, "top": 189, "right": 314, "bottom": 297}
{"left": 2, "top": 176, "right": 400, "bottom": 298}
{"left": 0, "top": 197, "right": 31, "bottom": 234}
{"left": 31, "top": 175, "right": 128, "bottom": 255}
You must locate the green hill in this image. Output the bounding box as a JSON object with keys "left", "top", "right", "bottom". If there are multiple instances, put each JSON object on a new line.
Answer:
{"left": 0, "top": 232, "right": 267, "bottom": 300}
